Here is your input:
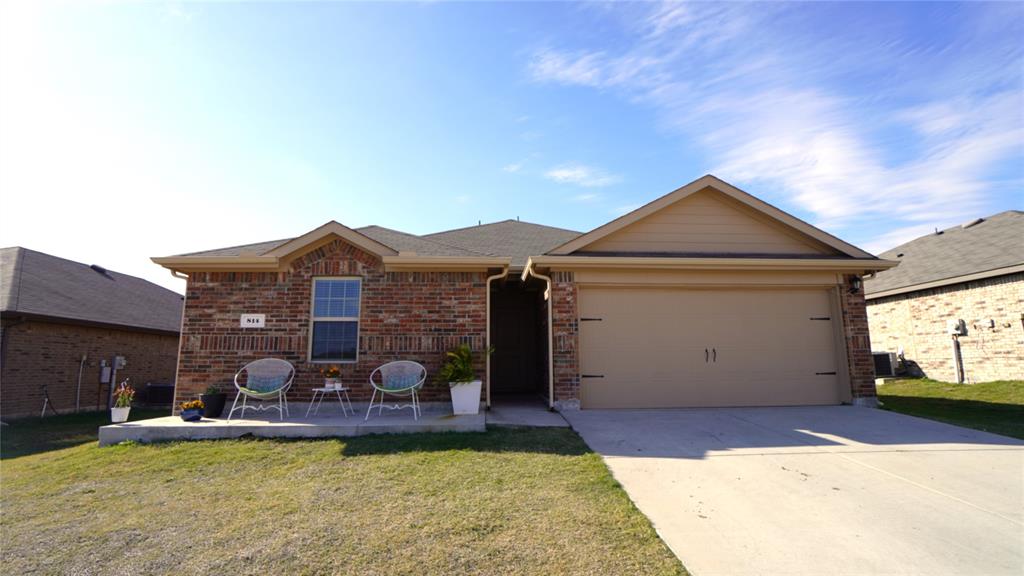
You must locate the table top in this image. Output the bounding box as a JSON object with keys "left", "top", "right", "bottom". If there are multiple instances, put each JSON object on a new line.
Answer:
{"left": 312, "top": 386, "right": 350, "bottom": 392}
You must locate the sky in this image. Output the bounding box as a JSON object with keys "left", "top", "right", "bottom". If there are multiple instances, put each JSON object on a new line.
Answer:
{"left": 1, "top": 1, "right": 1021, "bottom": 294}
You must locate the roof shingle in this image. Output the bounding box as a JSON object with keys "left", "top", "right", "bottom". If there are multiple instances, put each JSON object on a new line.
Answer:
{"left": 1, "top": 247, "right": 184, "bottom": 333}
{"left": 864, "top": 210, "right": 1024, "bottom": 296}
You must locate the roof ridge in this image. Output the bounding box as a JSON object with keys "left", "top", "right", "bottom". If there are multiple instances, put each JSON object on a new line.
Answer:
{"left": 358, "top": 225, "right": 491, "bottom": 256}
{"left": 423, "top": 219, "right": 581, "bottom": 237}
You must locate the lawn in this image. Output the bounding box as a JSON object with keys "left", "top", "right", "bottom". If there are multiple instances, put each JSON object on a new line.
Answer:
{"left": 0, "top": 414, "right": 686, "bottom": 576}
{"left": 878, "top": 378, "right": 1024, "bottom": 440}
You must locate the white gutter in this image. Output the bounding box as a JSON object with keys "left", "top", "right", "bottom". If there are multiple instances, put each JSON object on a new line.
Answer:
{"left": 522, "top": 259, "right": 555, "bottom": 410}
{"left": 485, "top": 265, "right": 510, "bottom": 409}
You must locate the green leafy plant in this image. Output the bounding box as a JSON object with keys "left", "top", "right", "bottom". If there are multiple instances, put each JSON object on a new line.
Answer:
{"left": 437, "top": 344, "right": 493, "bottom": 386}
{"left": 204, "top": 384, "right": 221, "bottom": 396}
{"left": 113, "top": 380, "right": 134, "bottom": 408}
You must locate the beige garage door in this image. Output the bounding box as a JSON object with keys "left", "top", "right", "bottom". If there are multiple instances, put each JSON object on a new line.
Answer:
{"left": 578, "top": 287, "right": 841, "bottom": 408}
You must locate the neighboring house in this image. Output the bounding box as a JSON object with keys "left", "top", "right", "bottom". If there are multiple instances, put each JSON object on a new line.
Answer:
{"left": 865, "top": 211, "right": 1024, "bottom": 383}
{"left": 153, "top": 175, "right": 896, "bottom": 412}
{"left": 1, "top": 247, "right": 183, "bottom": 419}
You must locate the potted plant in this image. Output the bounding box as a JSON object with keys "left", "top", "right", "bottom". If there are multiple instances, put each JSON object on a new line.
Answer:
{"left": 179, "top": 399, "right": 204, "bottom": 422}
{"left": 111, "top": 379, "right": 134, "bottom": 423}
{"left": 319, "top": 365, "right": 342, "bottom": 390}
{"left": 437, "top": 344, "right": 492, "bottom": 415}
{"left": 200, "top": 384, "right": 227, "bottom": 418}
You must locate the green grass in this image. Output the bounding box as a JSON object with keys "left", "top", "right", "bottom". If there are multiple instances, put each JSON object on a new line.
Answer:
{"left": 0, "top": 415, "right": 686, "bottom": 576}
{"left": 1, "top": 408, "right": 169, "bottom": 459}
{"left": 878, "top": 378, "right": 1024, "bottom": 439}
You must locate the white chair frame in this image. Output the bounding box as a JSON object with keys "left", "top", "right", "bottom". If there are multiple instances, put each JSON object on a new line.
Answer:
{"left": 366, "top": 361, "right": 426, "bottom": 421}
{"left": 228, "top": 358, "right": 295, "bottom": 421}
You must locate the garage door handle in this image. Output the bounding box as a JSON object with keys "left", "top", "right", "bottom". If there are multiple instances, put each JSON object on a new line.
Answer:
{"left": 713, "top": 348, "right": 717, "bottom": 362}
{"left": 816, "top": 371, "right": 837, "bottom": 375}
{"left": 581, "top": 374, "right": 604, "bottom": 379}
{"left": 705, "top": 348, "right": 709, "bottom": 362}
{"left": 580, "top": 317, "right": 603, "bottom": 322}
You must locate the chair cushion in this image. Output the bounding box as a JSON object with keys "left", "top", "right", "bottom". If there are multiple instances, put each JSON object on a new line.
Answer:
{"left": 246, "top": 375, "right": 285, "bottom": 393}
{"left": 383, "top": 373, "right": 419, "bottom": 390}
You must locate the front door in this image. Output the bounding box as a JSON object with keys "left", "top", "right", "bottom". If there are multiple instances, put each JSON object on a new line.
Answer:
{"left": 490, "top": 282, "right": 540, "bottom": 396}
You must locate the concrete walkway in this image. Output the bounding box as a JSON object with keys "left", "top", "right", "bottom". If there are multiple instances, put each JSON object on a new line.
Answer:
{"left": 486, "top": 401, "right": 568, "bottom": 428}
{"left": 563, "top": 406, "right": 1024, "bottom": 576}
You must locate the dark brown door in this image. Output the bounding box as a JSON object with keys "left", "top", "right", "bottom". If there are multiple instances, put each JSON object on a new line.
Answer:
{"left": 490, "top": 284, "right": 540, "bottom": 395}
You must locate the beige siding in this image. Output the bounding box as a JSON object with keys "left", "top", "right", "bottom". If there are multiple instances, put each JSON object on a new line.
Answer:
{"left": 578, "top": 287, "right": 842, "bottom": 408}
{"left": 580, "top": 188, "right": 838, "bottom": 256}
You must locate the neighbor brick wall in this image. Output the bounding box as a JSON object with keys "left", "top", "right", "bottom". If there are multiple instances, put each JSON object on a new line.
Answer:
{"left": 0, "top": 319, "right": 179, "bottom": 419}
{"left": 841, "top": 275, "right": 877, "bottom": 400}
{"left": 173, "top": 239, "right": 487, "bottom": 410}
{"left": 866, "top": 273, "right": 1024, "bottom": 383}
{"left": 549, "top": 271, "right": 579, "bottom": 409}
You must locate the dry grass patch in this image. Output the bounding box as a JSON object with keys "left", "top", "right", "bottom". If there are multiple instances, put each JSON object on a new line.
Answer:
{"left": 1, "top": 427, "right": 686, "bottom": 575}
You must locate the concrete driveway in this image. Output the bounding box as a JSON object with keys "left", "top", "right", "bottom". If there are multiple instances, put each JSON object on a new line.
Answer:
{"left": 562, "top": 406, "right": 1024, "bottom": 576}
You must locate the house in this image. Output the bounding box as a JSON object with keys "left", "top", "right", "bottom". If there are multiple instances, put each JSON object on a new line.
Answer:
{"left": 152, "top": 175, "right": 897, "bottom": 412}
{"left": 864, "top": 211, "right": 1024, "bottom": 383}
{"left": 1, "top": 247, "right": 184, "bottom": 419}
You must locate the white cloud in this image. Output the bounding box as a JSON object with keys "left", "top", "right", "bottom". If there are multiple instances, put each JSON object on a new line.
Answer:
{"left": 572, "top": 193, "right": 601, "bottom": 202}
{"left": 525, "top": 2, "right": 1024, "bottom": 241}
{"left": 545, "top": 164, "right": 622, "bottom": 187}
{"left": 502, "top": 162, "right": 524, "bottom": 173}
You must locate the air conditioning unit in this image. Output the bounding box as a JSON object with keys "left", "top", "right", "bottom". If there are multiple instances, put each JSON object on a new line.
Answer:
{"left": 872, "top": 352, "right": 898, "bottom": 377}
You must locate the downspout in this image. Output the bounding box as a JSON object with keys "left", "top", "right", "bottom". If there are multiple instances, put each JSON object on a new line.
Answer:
{"left": 485, "top": 266, "right": 510, "bottom": 409}
{"left": 523, "top": 260, "right": 555, "bottom": 411}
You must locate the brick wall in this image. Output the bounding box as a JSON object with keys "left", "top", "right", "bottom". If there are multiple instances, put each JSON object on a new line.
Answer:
{"left": 867, "top": 273, "right": 1024, "bottom": 383}
{"left": 549, "top": 271, "right": 579, "bottom": 409}
{"left": 840, "top": 275, "right": 877, "bottom": 401}
{"left": 174, "top": 239, "right": 488, "bottom": 410}
{"left": 0, "top": 319, "right": 179, "bottom": 419}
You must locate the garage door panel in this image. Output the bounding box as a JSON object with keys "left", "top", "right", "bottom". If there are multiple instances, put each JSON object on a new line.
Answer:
{"left": 578, "top": 287, "right": 841, "bottom": 408}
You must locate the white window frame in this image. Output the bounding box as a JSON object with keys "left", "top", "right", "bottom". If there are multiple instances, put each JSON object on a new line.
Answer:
{"left": 307, "top": 276, "right": 362, "bottom": 364}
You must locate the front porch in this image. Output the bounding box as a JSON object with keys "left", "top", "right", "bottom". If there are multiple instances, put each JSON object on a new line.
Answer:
{"left": 97, "top": 398, "right": 567, "bottom": 446}
{"left": 99, "top": 402, "right": 485, "bottom": 446}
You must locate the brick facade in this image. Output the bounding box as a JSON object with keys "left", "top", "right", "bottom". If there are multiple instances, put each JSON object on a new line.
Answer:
{"left": 867, "top": 273, "right": 1024, "bottom": 383}
{"left": 174, "top": 239, "right": 487, "bottom": 410}
{"left": 0, "top": 320, "right": 179, "bottom": 419}
{"left": 549, "top": 271, "right": 580, "bottom": 409}
{"left": 840, "top": 275, "right": 878, "bottom": 401}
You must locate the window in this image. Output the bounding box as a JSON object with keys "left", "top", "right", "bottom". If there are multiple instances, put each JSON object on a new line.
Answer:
{"left": 309, "top": 278, "right": 361, "bottom": 362}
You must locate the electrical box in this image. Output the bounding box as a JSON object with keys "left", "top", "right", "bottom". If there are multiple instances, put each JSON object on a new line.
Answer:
{"left": 946, "top": 319, "right": 966, "bottom": 335}
{"left": 100, "top": 366, "right": 112, "bottom": 384}
{"left": 114, "top": 356, "right": 127, "bottom": 369}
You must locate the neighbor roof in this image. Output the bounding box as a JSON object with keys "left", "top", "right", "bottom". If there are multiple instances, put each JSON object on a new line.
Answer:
{"left": 174, "top": 220, "right": 580, "bottom": 267}
{"left": 0, "top": 247, "right": 184, "bottom": 333}
{"left": 864, "top": 210, "right": 1024, "bottom": 299}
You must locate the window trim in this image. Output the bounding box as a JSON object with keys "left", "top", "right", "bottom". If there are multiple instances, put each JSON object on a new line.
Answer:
{"left": 307, "top": 276, "right": 362, "bottom": 364}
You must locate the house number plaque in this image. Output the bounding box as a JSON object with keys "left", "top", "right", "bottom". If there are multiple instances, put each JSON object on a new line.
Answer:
{"left": 240, "top": 314, "right": 266, "bottom": 328}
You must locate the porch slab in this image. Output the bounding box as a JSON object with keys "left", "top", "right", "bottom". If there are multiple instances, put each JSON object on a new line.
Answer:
{"left": 486, "top": 402, "right": 569, "bottom": 427}
{"left": 99, "top": 403, "right": 485, "bottom": 446}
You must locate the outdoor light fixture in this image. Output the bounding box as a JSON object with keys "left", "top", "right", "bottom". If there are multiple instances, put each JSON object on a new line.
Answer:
{"left": 849, "top": 276, "right": 863, "bottom": 294}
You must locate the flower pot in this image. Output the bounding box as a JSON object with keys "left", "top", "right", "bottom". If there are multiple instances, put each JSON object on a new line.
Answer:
{"left": 200, "top": 393, "right": 227, "bottom": 418}
{"left": 324, "top": 378, "right": 341, "bottom": 390}
{"left": 180, "top": 408, "right": 203, "bottom": 422}
{"left": 111, "top": 406, "right": 131, "bottom": 423}
{"left": 449, "top": 380, "right": 482, "bottom": 415}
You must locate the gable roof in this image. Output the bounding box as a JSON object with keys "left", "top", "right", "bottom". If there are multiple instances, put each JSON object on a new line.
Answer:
{"left": 1, "top": 247, "right": 183, "bottom": 333}
{"left": 864, "top": 210, "right": 1024, "bottom": 299}
{"left": 424, "top": 220, "right": 581, "bottom": 266}
{"left": 548, "top": 175, "right": 876, "bottom": 259}
{"left": 160, "top": 219, "right": 578, "bottom": 271}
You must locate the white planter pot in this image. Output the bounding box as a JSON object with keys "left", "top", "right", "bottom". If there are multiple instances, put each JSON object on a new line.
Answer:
{"left": 324, "top": 378, "right": 341, "bottom": 390}
{"left": 111, "top": 406, "right": 130, "bottom": 423}
{"left": 449, "top": 380, "right": 482, "bottom": 415}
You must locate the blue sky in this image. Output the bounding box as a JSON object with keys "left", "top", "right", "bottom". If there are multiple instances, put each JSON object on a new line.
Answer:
{"left": 1, "top": 1, "right": 1021, "bottom": 292}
